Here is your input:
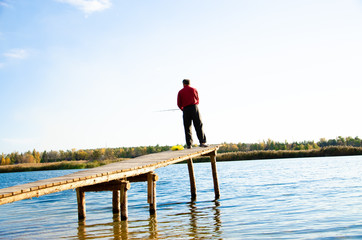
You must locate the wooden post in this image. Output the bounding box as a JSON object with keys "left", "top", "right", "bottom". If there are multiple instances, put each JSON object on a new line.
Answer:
{"left": 210, "top": 151, "right": 220, "bottom": 199}
{"left": 112, "top": 190, "right": 120, "bottom": 214}
{"left": 187, "top": 158, "right": 197, "bottom": 200}
{"left": 120, "top": 181, "right": 130, "bottom": 220}
{"left": 76, "top": 188, "right": 86, "bottom": 220}
{"left": 147, "top": 172, "right": 158, "bottom": 215}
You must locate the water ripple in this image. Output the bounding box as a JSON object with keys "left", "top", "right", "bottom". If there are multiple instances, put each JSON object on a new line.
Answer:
{"left": 1, "top": 156, "right": 362, "bottom": 239}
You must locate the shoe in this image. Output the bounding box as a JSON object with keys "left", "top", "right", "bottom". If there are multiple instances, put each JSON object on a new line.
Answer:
{"left": 199, "top": 143, "right": 209, "bottom": 147}
{"left": 187, "top": 145, "right": 192, "bottom": 149}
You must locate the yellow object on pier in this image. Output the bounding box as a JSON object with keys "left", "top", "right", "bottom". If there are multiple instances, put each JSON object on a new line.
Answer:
{"left": 171, "top": 145, "right": 184, "bottom": 151}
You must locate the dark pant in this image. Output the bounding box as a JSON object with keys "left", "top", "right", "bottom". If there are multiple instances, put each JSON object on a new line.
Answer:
{"left": 183, "top": 105, "right": 207, "bottom": 146}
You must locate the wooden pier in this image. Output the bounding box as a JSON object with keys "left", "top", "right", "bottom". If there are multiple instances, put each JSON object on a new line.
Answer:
{"left": 0, "top": 145, "right": 220, "bottom": 220}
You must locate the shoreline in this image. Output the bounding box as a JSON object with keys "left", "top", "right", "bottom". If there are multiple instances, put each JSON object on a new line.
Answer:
{"left": 1, "top": 146, "right": 362, "bottom": 173}
{"left": 194, "top": 146, "right": 362, "bottom": 162}
{"left": 0, "top": 159, "right": 124, "bottom": 173}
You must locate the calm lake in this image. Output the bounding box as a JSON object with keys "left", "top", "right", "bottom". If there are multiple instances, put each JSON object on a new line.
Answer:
{"left": 1, "top": 156, "right": 362, "bottom": 239}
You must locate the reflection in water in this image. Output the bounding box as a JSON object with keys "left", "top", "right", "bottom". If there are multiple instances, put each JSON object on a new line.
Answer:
{"left": 189, "top": 201, "right": 198, "bottom": 237}
{"left": 113, "top": 214, "right": 129, "bottom": 240}
{"left": 213, "top": 200, "right": 222, "bottom": 235}
{"left": 77, "top": 219, "right": 86, "bottom": 239}
{"left": 2, "top": 158, "right": 362, "bottom": 239}
{"left": 112, "top": 215, "right": 121, "bottom": 240}
{"left": 120, "top": 220, "right": 129, "bottom": 240}
{"left": 188, "top": 200, "right": 223, "bottom": 239}
{"left": 77, "top": 215, "right": 129, "bottom": 240}
{"left": 148, "top": 214, "right": 158, "bottom": 239}
{"left": 75, "top": 200, "right": 222, "bottom": 239}
{"left": 148, "top": 213, "right": 158, "bottom": 239}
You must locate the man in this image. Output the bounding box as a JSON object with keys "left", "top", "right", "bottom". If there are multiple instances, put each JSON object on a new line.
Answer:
{"left": 177, "top": 79, "right": 208, "bottom": 148}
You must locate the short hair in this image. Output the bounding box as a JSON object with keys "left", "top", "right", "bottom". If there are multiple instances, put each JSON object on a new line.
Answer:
{"left": 183, "top": 79, "right": 190, "bottom": 85}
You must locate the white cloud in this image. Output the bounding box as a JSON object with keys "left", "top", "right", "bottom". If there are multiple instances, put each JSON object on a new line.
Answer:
{"left": 3, "top": 48, "right": 29, "bottom": 59}
{"left": 57, "top": 0, "right": 111, "bottom": 14}
{"left": 0, "top": 1, "right": 11, "bottom": 8}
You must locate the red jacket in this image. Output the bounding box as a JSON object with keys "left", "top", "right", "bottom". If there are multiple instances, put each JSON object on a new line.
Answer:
{"left": 177, "top": 85, "right": 199, "bottom": 110}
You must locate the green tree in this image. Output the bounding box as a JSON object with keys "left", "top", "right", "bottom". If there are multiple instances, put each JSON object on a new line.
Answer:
{"left": 105, "top": 148, "right": 114, "bottom": 159}
{"left": 41, "top": 151, "right": 48, "bottom": 163}
{"left": 91, "top": 149, "right": 102, "bottom": 160}
{"left": 337, "top": 136, "right": 346, "bottom": 146}
{"left": 9, "top": 152, "right": 21, "bottom": 164}
{"left": 237, "top": 143, "right": 248, "bottom": 151}
{"left": 318, "top": 138, "right": 327, "bottom": 147}
{"left": 147, "top": 146, "right": 155, "bottom": 154}
{"left": 47, "top": 150, "right": 60, "bottom": 162}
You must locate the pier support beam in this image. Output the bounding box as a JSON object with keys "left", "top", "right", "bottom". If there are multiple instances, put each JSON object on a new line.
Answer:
{"left": 187, "top": 158, "right": 197, "bottom": 200}
{"left": 113, "top": 190, "right": 120, "bottom": 214}
{"left": 75, "top": 173, "right": 159, "bottom": 220}
{"left": 120, "top": 181, "right": 130, "bottom": 220}
{"left": 75, "top": 175, "right": 157, "bottom": 221}
{"left": 147, "top": 172, "right": 158, "bottom": 215}
{"left": 76, "top": 180, "right": 130, "bottom": 221}
{"left": 76, "top": 188, "right": 86, "bottom": 220}
{"left": 209, "top": 151, "right": 220, "bottom": 199}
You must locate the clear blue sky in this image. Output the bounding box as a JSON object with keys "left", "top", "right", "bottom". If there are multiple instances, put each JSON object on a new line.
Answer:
{"left": 1, "top": 0, "right": 361, "bottom": 154}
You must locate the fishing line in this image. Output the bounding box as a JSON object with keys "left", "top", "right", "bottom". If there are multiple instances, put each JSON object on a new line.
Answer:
{"left": 154, "top": 108, "right": 179, "bottom": 112}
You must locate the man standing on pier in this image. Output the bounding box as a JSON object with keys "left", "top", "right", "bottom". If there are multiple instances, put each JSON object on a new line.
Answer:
{"left": 177, "top": 79, "right": 208, "bottom": 149}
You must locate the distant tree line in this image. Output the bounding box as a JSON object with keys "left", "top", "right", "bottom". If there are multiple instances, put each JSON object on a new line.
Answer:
{"left": 218, "top": 136, "right": 362, "bottom": 153}
{"left": 196, "top": 146, "right": 362, "bottom": 162}
{"left": 1, "top": 145, "right": 170, "bottom": 165}
{"left": 1, "top": 136, "right": 362, "bottom": 166}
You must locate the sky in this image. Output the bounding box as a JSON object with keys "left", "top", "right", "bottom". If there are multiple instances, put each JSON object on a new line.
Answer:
{"left": 0, "top": 0, "right": 361, "bottom": 154}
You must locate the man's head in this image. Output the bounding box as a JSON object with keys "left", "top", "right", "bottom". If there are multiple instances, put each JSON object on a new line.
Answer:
{"left": 183, "top": 79, "right": 190, "bottom": 86}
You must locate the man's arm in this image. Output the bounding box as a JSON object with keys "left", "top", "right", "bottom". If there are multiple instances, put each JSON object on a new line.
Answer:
{"left": 194, "top": 88, "right": 200, "bottom": 105}
{"left": 177, "top": 91, "right": 183, "bottom": 110}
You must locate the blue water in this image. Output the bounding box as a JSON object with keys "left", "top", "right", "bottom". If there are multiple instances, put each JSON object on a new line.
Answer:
{"left": 1, "top": 156, "right": 362, "bottom": 239}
